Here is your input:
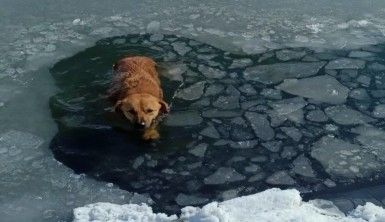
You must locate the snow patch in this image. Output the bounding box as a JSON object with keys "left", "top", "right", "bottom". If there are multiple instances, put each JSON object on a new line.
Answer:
{"left": 74, "top": 188, "right": 385, "bottom": 222}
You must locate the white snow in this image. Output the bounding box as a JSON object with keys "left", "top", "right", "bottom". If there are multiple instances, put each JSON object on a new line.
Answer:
{"left": 73, "top": 203, "right": 177, "bottom": 222}
{"left": 73, "top": 188, "right": 385, "bottom": 222}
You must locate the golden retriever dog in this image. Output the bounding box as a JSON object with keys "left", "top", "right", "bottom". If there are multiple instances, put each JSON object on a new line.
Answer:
{"left": 108, "top": 56, "right": 169, "bottom": 140}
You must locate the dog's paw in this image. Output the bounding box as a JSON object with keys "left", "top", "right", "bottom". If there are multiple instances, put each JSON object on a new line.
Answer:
{"left": 143, "top": 129, "right": 160, "bottom": 140}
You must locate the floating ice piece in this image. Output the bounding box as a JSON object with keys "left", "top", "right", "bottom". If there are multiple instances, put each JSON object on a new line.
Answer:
{"left": 172, "top": 42, "right": 191, "bottom": 56}
{"left": 238, "top": 84, "right": 257, "bottom": 95}
{"left": 204, "top": 84, "right": 225, "bottom": 96}
{"left": 229, "top": 140, "right": 258, "bottom": 149}
{"left": 276, "top": 75, "right": 349, "bottom": 104}
{"left": 204, "top": 167, "right": 245, "bottom": 185}
{"left": 198, "top": 65, "right": 227, "bottom": 79}
{"left": 373, "top": 104, "right": 385, "bottom": 118}
{"left": 165, "top": 111, "right": 202, "bottom": 126}
{"left": 352, "top": 125, "right": 385, "bottom": 162}
{"left": 244, "top": 164, "right": 261, "bottom": 173}
{"left": 200, "top": 124, "right": 220, "bottom": 139}
{"left": 261, "top": 140, "right": 282, "bottom": 152}
{"left": 368, "top": 62, "right": 385, "bottom": 71}
{"left": 265, "top": 171, "right": 295, "bottom": 185}
{"left": 269, "top": 97, "right": 307, "bottom": 115}
{"left": 245, "top": 112, "right": 275, "bottom": 141}
{"left": 176, "top": 81, "right": 206, "bottom": 100}
{"left": 311, "top": 136, "right": 380, "bottom": 178}
{"left": 229, "top": 58, "right": 253, "bottom": 69}
{"left": 306, "top": 110, "right": 328, "bottom": 122}
{"left": 325, "top": 58, "right": 365, "bottom": 69}
{"left": 348, "top": 51, "right": 375, "bottom": 58}
{"left": 292, "top": 155, "right": 315, "bottom": 178}
{"left": 325, "top": 105, "right": 375, "bottom": 125}
{"left": 260, "top": 88, "right": 282, "bottom": 99}
{"left": 281, "top": 127, "right": 302, "bottom": 142}
{"left": 73, "top": 202, "right": 177, "bottom": 222}
{"left": 213, "top": 95, "right": 239, "bottom": 110}
{"left": 160, "top": 63, "right": 187, "bottom": 81}
{"left": 357, "top": 75, "right": 371, "bottom": 86}
{"left": 175, "top": 194, "right": 209, "bottom": 206}
{"left": 349, "top": 88, "right": 370, "bottom": 101}
{"left": 146, "top": 21, "right": 161, "bottom": 32}
{"left": 189, "top": 143, "right": 207, "bottom": 157}
{"left": 244, "top": 62, "right": 325, "bottom": 84}
{"left": 276, "top": 50, "right": 306, "bottom": 61}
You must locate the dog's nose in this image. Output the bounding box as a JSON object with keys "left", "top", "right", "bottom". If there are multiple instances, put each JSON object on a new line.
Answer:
{"left": 135, "top": 121, "right": 146, "bottom": 129}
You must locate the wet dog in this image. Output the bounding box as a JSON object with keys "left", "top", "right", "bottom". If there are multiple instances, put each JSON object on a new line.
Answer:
{"left": 108, "top": 56, "right": 169, "bottom": 140}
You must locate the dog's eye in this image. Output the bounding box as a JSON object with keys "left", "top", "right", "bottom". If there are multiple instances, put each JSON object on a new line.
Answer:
{"left": 128, "top": 109, "right": 136, "bottom": 115}
{"left": 145, "top": 109, "right": 154, "bottom": 113}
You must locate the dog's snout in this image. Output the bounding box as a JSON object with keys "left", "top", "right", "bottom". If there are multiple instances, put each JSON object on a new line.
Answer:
{"left": 135, "top": 121, "right": 146, "bottom": 129}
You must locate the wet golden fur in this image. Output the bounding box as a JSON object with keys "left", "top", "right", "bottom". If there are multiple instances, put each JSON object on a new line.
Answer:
{"left": 108, "top": 56, "right": 169, "bottom": 140}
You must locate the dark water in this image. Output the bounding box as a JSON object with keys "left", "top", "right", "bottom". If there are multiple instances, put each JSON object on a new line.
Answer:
{"left": 49, "top": 34, "right": 385, "bottom": 214}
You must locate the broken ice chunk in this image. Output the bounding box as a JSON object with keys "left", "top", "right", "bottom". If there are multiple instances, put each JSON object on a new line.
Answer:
{"left": 349, "top": 88, "right": 370, "bottom": 101}
{"left": 348, "top": 51, "right": 375, "bottom": 58}
{"left": 244, "top": 62, "right": 325, "bottom": 84}
{"left": 204, "top": 84, "right": 225, "bottom": 96}
{"left": 260, "top": 88, "right": 282, "bottom": 100}
{"left": 325, "top": 58, "right": 365, "bottom": 69}
{"left": 276, "top": 75, "right": 349, "bottom": 104}
{"left": 311, "top": 136, "right": 380, "bottom": 178}
{"left": 373, "top": 104, "right": 385, "bottom": 118}
{"left": 281, "top": 127, "right": 302, "bottom": 142}
{"left": 269, "top": 97, "right": 307, "bottom": 115}
{"left": 238, "top": 84, "right": 257, "bottom": 96}
{"left": 175, "top": 81, "right": 206, "bottom": 100}
{"left": 189, "top": 143, "right": 207, "bottom": 157}
{"left": 160, "top": 63, "right": 187, "bottom": 81}
{"left": 261, "top": 141, "right": 282, "bottom": 152}
{"left": 146, "top": 21, "right": 161, "bottom": 32}
{"left": 356, "top": 75, "right": 371, "bottom": 87}
{"left": 204, "top": 167, "right": 245, "bottom": 185}
{"left": 229, "top": 140, "right": 258, "bottom": 149}
{"left": 244, "top": 164, "right": 261, "bottom": 173}
{"left": 175, "top": 194, "right": 208, "bottom": 206}
{"left": 212, "top": 95, "right": 239, "bottom": 110}
{"left": 292, "top": 155, "right": 315, "bottom": 178}
{"left": 198, "top": 65, "right": 226, "bottom": 79}
{"left": 172, "top": 42, "right": 191, "bottom": 56}
{"left": 229, "top": 58, "right": 253, "bottom": 69}
{"left": 245, "top": 112, "right": 275, "bottom": 141}
{"left": 200, "top": 124, "right": 220, "bottom": 139}
{"left": 325, "top": 105, "right": 375, "bottom": 125}
{"left": 276, "top": 50, "right": 306, "bottom": 61}
{"left": 265, "top": 171, "right": 295, "bottom": 185}
{"left": 306, "top": 110, "right": 328, "bottom": 122}
{"left": 352, "top": 125, "right": 385, "bottom": 162}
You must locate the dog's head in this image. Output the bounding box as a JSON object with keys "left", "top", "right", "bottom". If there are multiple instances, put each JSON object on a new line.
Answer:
{"left": 114, "top": 94, "right": 169, "bottom": 129}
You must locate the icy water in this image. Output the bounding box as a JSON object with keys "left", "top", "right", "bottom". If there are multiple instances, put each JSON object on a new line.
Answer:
{"left": 3, "top": 0, "right": 385, "bottom": 221}
{"left": 50, "top": 34, "right": 385, "bottom": 214}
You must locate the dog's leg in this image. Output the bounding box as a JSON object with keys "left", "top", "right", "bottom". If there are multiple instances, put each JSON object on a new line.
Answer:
{"left": 143, "top": 126, "right": 160, "bottom": 140}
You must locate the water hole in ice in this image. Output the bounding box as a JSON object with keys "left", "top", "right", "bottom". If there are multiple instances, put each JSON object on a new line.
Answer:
{"left": 49, "top": 34, "right": 385, "bottom": 214}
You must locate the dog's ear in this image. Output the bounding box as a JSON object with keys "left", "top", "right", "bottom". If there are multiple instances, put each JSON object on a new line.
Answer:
{"left": 159, "top": 100, "right": 170, "bottom": 114}
{"left": 113, "top": 100, "right": 123, "bottom": 112}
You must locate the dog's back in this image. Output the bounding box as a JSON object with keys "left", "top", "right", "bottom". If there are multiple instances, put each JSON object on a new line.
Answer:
{"left": 109, "top": 56, "right": 163, "bottom": 103}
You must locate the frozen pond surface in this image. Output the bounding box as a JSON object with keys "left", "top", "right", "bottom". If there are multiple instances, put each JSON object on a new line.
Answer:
{"left": 2, "top": 0, "right": 385, "bottom": 221}
{"left": 50, "top": 34, "right": 385, "bottom": 214}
